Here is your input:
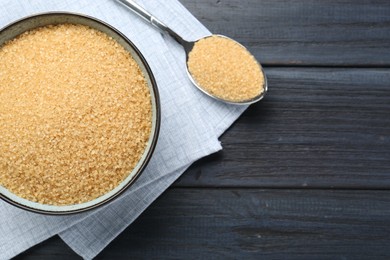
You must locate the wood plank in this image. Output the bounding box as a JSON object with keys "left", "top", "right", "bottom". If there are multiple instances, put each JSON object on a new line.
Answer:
{"left": 14, "top": 238, "right": 79, "bottom": 260}
{"left": 175, "top": 68, "right": 390, "bottom": 188}
{"left": 15, "top": 189, "right": 390, "bottom": 259}
{"left": 180, "top": 0, "right": 390, "bottom": 66}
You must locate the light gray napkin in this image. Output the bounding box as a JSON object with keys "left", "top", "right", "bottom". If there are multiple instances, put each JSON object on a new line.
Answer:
{"left": 0, "top": 1, "right": 247, "bottom": 259}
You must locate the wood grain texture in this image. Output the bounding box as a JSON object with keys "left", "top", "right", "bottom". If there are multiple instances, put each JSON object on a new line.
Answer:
{"left": 16, "top": 189, "right": 390, "bottom": 259}
{"left": 180, "top": 0, "right": 390, "bottom": 66}
{"left": 175, "top": 68, "right": 390, "bottom": 189}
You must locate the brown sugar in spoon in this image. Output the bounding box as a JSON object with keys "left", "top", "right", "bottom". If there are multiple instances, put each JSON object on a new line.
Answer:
{"left": 117, "top": 0, "right": 268, "bottom": 105}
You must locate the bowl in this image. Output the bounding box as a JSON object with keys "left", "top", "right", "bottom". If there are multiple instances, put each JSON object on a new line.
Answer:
{"left": 0, "top": 12, "right": 160, "bottom": 215}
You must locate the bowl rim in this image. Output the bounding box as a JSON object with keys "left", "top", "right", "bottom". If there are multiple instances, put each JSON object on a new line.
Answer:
{"left": 0, "top": 11, "right": 161, "bottom": 215}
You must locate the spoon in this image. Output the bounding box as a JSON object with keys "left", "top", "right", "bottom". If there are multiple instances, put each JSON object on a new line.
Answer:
{"left": 117, "top": 0, "right": 267, "bottom": 105}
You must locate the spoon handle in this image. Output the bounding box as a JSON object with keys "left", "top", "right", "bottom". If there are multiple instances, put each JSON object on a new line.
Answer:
{"left": 116, "top": 0, "right": 186, "bottom": 45}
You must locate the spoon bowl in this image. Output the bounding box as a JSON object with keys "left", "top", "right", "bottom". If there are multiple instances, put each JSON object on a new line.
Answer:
{"left": 184, "top": 34, "right": 267, "bottom": 105}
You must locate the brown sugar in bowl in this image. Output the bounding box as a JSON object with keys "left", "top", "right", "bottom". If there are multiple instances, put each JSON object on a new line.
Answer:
{"left": 0, "top": 13, "right": 160, "bottom": 215}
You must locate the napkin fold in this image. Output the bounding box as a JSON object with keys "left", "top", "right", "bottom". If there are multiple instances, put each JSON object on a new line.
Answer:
{"left": 0, "top": 1, "right": 247, "bottom": 259}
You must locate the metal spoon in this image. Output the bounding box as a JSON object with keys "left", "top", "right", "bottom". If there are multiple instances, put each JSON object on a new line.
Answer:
{"left": 117, "top": 0, "right": 267, "bottom": 105}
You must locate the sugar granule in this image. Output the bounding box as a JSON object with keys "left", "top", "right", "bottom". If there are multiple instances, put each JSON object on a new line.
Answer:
{"left": 187, "top": 35, "right": 264, "bottom": 102}
{"left": 0, "top": 24, "right": 152, "bottom": 205}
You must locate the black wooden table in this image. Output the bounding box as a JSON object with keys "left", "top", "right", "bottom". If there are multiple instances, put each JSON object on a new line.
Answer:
{"left": 16, "top": 0, "right": 390, "bottom": 259}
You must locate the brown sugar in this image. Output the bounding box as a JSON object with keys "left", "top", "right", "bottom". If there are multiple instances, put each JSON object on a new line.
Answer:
{"left": 187, "top": 35, "right": 264, "bottom": 102}
{"left": 0, "top": 24, "right": 152, "bottom": 205}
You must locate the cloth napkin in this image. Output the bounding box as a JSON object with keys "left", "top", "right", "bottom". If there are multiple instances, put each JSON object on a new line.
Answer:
{"left": 0, "top": 0, "right": 247, "bottom": 259}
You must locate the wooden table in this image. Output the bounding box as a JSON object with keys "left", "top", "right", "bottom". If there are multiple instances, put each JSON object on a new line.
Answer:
{"left": 16, "top": 0, "right": 390, "bottom": 259}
